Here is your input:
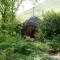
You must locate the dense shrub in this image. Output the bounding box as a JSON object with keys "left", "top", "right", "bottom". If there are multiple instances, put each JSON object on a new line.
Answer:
{"left": 42, "top": 11, "right": 60, "bottom": 39}
{"left": 36, "top": 10, "right": 60, "bottom": 40}
{"left": 14, "top": 43, "right": 36, "bottom": 55}
{"left": 35, "top": 19, "right": 44, "bottom": 41}
{"left": 47, "top": 35, "right": 60, "bottom": 51}
{"left": 14, "top": 23, "right": 23, "bottom": 35}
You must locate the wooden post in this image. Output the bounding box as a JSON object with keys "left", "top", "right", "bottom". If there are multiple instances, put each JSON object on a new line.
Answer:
{"left": 33, "top": 7, "right": 35, "bottom": 16}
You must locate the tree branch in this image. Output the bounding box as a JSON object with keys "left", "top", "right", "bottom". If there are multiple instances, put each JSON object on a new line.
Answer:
{"left": 15, "top": 0, "right": 24, "bottom": 11}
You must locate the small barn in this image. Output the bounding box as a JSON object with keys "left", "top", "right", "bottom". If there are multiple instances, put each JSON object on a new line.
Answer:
{"left": 21, "top": 16, "right": 40, "bottom": 39}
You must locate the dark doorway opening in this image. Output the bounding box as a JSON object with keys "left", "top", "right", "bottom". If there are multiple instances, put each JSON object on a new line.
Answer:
{"left": 25, "top": 25, "right": 35, "bottom": 38}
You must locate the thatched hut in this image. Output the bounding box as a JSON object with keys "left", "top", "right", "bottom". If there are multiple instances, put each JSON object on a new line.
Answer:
{"left": 21, "top": 16, "right": 40, "bottom": 38}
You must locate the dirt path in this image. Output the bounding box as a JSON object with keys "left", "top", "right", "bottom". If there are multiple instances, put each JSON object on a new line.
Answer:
{"left": 50, "top": 53, "right": 60, "bottom": 60}
{"left": 43, "top": 53, "right": 60, "bottom": 60}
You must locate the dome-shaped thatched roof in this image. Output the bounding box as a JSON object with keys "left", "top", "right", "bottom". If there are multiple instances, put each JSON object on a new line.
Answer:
{"left": 24, "top": 16, "right": 40, "bottom": 27}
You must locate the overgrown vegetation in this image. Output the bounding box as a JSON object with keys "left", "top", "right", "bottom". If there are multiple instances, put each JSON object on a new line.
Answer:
{"left": 35, "top": 10, "right": 60, "bottom": 54}
{"left": 0, "top": 10, "right": 60, "bottom": 60}
{"left": 36, "top": 10, "right": 60, "bottom": 39}
{"left": 0, "top": 0, "right": 60, "bottom": 59}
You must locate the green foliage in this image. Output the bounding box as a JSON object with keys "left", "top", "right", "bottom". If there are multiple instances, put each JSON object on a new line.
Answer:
{"left": 42, "top": 10, "right": 60, "bottom": 39}
{"left": 34, "top": 42, "right": 49, "bottom": 52}
{"left": 0, "top": 10, "right": 60, "bottom": 60}
{"left": 0, "top": 33, "right": 58, "bottom": 60}
{"left": 46, "top": 35, "right": 60, "bottom": 51}
{"left": 14, "top": 43, "right": 35, "bottom": 55}
{"left": 36, "top": 10, "right": 60, "bottom": 40}
{"left": 41, "top": 56, "right": 55, "bottom": 60}
{"left": 35, "top": 21, "right": 44, "bottom": 41}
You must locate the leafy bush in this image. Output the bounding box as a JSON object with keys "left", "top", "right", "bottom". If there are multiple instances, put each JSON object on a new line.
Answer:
{"left": 35, "top": 18, "right": 44, "bottom": 41}
{"left": 0, "top": 42, "right": 12, "bottom": 50}
{"left": 36, "top": 10, "right": 60, "bottom": 40}
{"left": 47, "top": 35, "right": 60, "bottom": 52}
{"left": 42, "top": 10, "right": 60, "bottom": 39}
{"left": 34, "top": 42, "right": 49, "bottom": 52}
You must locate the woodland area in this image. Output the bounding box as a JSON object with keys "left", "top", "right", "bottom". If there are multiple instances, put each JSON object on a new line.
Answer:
{"left": 0, "top": 0, "right": 60, "bottom": 60}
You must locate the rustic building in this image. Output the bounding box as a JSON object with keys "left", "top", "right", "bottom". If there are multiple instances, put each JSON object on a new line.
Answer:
{"left": 21, "top": 16, "right": 40, "bottom": 39}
